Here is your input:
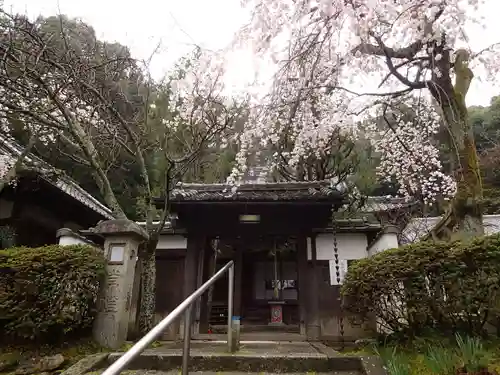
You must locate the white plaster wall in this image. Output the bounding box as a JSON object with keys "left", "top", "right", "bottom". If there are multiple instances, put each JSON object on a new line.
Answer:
{"left": 402, "top": 214, "right": 500, "bottom": 244}
{"left": 484, "top": 215, "right": 500, "bottom": 235}
{"left": 58, "top": 235, "right": 89, "bottom": 246}
{"left": 308, "top": 233, "right": 368, "bottom": 261}
{"left": 156, "top": 235, "right": 187, "bottom": 250}
{"left": 368, "top": 233, "right": 399, "bottom": 256}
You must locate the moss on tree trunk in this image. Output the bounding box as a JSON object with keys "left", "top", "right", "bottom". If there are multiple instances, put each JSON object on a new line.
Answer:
{"left": 431, "top": 48, "right": 483, "bottom": 239}
{"left": 138, "top": 240, "right": 157, "bottom": 335}
{"left": 442, "top": 106, "right": 483, "bottom": 238}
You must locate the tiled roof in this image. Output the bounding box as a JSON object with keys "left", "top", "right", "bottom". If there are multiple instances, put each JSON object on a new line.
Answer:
{"left": 168, "top": 182, "right": 417, "bottom": 212}
{"left": 0, "top": 137, "right": 114, "bottom": 219}
{"left": 360, "top": 196, "right": 415, "bottom": 213}
{"left": 170, "top": 180, "right": 345, "bottom": 202}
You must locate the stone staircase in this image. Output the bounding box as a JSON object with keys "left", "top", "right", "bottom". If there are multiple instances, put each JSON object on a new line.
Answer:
{"left": 63, "top": 341, "right": 387, "bottom": 375}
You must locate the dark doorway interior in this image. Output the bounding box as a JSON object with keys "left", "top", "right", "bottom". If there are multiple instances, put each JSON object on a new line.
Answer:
{"left": 207, "top": 240, "right": 300, "bottom": 333}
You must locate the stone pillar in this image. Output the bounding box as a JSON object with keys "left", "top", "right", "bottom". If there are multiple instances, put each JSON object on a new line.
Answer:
{"left": 307, "top": 234, "right": 320, "bottom": 341}
{"left": 92, "top": 220, "right": 148, "bottom": 349}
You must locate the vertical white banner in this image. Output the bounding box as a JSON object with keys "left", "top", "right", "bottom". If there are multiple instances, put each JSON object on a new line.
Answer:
{"left": 329, "top": 259, "right": 349, "bottom": 285}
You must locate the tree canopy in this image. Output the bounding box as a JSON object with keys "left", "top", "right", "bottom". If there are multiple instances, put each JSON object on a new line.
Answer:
{"left": 0, "top": 9, "right": 247, "bottom": 333}
{"left": 227, "top": 0, "right": 500, "bottom": 238}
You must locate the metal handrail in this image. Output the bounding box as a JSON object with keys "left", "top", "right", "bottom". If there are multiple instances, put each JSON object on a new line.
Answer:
{"left": 101, "top": 260, "right": 235, "bottom": 375}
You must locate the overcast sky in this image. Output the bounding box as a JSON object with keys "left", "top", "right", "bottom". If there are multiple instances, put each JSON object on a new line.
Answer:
{"left": 5, "top": 0, "right": 500, "bottom": 106}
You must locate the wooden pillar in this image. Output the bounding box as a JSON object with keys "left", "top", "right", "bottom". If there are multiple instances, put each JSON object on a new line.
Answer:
{"left": 194, "top": 239, "right": 206, "bottom": 335}
{"left": 234, "top": 243, "right": 243, "bottom": 317}
{"left": 199, "top": 244, "right": 213, "bottom": 333}
{"left": 307, "top": 234, "right": 320, "bottom": 341}
{"left": 297, "top": 235, "right": 308, "bottom": 336}
{"left": 279, "top": 251, "right": 283, "bottom": 300}
{"left": 182, "top": 235, "right": 200, "bottom": 337}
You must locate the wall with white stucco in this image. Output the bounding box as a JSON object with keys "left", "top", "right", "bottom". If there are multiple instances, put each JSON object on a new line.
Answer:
{"left": 308, "top": 233, "right": 368, "bottom": 261}
{"left": 58, "top": 235, "right": 89, "bottom": 246}
{"left": 154, "top": 231, "right": 399, "bottom": 259}
{"left": 156, "top": 235, "right": 187, "bottom": 250}
{"left": 402, "top": 215, "right": 500, "bottom": 244}
{"left": 368, "top": 232, "right": 399, "bottom": 256}
{"left": 57, "top": 228, "right": 96, "bottom": 247}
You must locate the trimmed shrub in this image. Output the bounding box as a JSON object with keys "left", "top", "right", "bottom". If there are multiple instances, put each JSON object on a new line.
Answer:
{"left": 0, "top": 244, "right": 106, "bottom": 342}
{"left": 341, "top": 234, "right": 500, "bottom": 337}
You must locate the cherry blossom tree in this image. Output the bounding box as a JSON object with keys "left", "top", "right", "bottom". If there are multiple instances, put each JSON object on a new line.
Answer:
{"left": 231, "top": 0, "right": 500, "bottom": 238}
{"left": 0, "top": 10, "right": 246, "bottom": 332}
{"left": 365, "top": 96, "right": 457, "bottom": 204}
{"left": 0, "top": 154, "right": 15, "bottom": 190}
{"left": 0, "top": 135, "right": 36, "bottom": 193}
{"left": 138, "top": 48, "right": 247, "bottom": 332}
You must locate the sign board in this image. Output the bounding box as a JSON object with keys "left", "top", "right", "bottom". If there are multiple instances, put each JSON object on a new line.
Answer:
{"left": 108, "top": 244, "right": 125, "bottom": 264}
{"left": 329, "top": 259, "right": 349, "bottom": 285}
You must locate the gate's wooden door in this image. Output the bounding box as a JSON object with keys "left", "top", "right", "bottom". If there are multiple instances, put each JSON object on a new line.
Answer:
{"left": 156, "top": 257, "right": 185, "bottom": 340}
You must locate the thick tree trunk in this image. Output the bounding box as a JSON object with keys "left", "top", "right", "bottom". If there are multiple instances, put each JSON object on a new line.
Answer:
{"left": 431, "top": 49, "right": 483, "bottom": 239}
{"left": 138, "top": 240, "right": 158, "bottom": 335}
{"left": 442, "top": 106, "right": 483, "bottom": 238}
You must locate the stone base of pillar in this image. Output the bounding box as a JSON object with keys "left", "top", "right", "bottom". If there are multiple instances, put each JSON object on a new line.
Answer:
{"left": 90, "top": 219, "right": 148, "bottom": 349}
{"left": 306, "top": 324, "right": 321, "bottom": 341}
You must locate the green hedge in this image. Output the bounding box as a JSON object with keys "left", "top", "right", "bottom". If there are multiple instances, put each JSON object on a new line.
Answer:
{"left": 0, "top": 244, "right": 106, "bottom": 342}
{"left": 341, "top": 234, "right": 500, "bottom": 337}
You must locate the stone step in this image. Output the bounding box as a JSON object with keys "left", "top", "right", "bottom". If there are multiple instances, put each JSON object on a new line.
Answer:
{"left": 87, "top": 371, "right": 361, "bottom": 375}
{"left": 209, "top": 324, "right": 300, "bottom": 334}
{"left": 82, "top": 342, "right": 384, "bottom": 375}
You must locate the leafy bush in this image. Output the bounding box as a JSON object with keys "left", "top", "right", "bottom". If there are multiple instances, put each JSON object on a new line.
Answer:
{"left": 0, "top": 244, "right": 106, "bottom": 343}
{"left": 341, "top": 234, "right": 500, "bottom": 337}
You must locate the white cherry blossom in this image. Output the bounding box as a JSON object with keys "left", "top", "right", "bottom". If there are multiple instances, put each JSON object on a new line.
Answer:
{"left": 150, "top": 48, "right": 247, "bottom": 157}
{"left": 226, "top": 0, "right": 499, "bottom": 203}
{"left": 365, "top": 96, "right": 457, "bottom": 202}
{"left": 0, "top": 154, "right": 15, "bottom": 182}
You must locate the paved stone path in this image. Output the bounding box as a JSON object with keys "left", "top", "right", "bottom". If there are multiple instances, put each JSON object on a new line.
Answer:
{"left": 88, "top": 371, "right": 361, "bottom": 375}
{"left": 141, "top": 341, "right": 331, "bottom": 358}
{"left": 82, "top": 342, "right": 370, "bottom": 375}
